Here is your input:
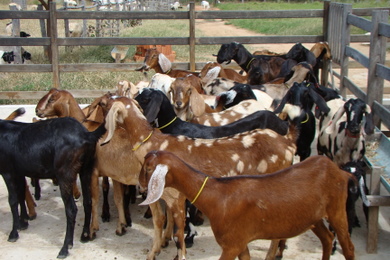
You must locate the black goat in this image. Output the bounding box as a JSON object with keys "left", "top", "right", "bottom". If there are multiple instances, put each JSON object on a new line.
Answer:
{"left": 0, "top": 117, "right": 106, "bottom": 259}
{"left": 135, "top": 88, "right": 288, "bottom": 137}
{"left": 274, "top": 82, "right": 330, "bottom": 161}
{"left": 1, "top": 50, "right": 32, "bottom": 64}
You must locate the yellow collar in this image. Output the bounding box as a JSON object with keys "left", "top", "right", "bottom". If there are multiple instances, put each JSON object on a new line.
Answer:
{"left": 157, "top": 117, "right": 177, "bottom": 130}
{"left": 132, "top": 130, "right": 154, "bottom": 151}
{"left": 301, "top": 113, "right": 309, "bottom": 124}
{"left": 191, "top": 176, "right": 209, "bottom": 204}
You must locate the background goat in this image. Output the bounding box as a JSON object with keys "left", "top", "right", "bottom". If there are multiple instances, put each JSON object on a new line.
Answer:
{"left": 139, "top": 150, "right": 355, "bottom": 260}
{"left": 135, "top": 48, "right": 199, "bottom": 77}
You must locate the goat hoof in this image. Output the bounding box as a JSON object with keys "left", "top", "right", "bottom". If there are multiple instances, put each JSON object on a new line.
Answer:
{"left": 126, "top": 218, "right": 132, "bottom": 227}
{"left": 28, "top": 213, "right": 37, "bottom": 220}
{"left": 101, "top": 214, "right": 110, "bottom": 223}
{"left": 34, "top": 194, "right": 41, "bottom": 200}
{"left": 90, "top": 232, "right": 96, "bottom": 241}
{"left": 80, "top": 232, "right": 91, "bottom": 243}
{"left": 57, "top": 248, "right": 69, "bottom": 259}
{"left": 115, "top": 227, "right": 127, "bottom": 236}
{"left": 7, "top": 232, "right": 19, "bottom": 242}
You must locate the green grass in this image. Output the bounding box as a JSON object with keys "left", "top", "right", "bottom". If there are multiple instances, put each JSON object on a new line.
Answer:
{"left": 0, "top": 1, "right": 388, "bottom": 104}
{"left": 217, "top": 1, "right": 390, "bottom": 35}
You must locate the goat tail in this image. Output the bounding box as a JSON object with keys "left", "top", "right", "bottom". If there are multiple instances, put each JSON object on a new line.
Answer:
{"left": 89, "top": 123, "right": 107, "bottom": 144}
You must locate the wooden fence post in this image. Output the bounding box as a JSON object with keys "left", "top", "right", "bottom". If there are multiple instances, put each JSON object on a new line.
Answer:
{"left": 339, "top": 3, "right": 352, "bottom": 98}
{"left": 9, "top": 4, "right": 22, "bottom": 64}
{"left": 321, "top": 0, "right": 330, "bottom": 87}
{"left": 366, "top": 10, "right": 389, "bottom": 128}
{"left": 49, "top": 1, "right": 60, "bottom": 88}
{"left": 189, "top": 2, "right": 196, "bottom": 72}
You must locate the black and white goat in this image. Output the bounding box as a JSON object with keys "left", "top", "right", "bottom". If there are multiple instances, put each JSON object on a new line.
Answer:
{"left": 274, "top": 82, "right": 330, "bottom": 161}
{"left": 317, "top": 98, "right": 374, "bottom": 167}
{"left": 0, "top": 117, "right": 106, "bottom": 259}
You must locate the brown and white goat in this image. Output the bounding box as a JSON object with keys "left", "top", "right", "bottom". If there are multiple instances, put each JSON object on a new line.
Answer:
{"left": 140, "top": 150, "right": 355, "bottom": 260}
{"left": 190, "top": 99, "right": 267, "bottom": 126}
{"left": 135, "top": 48, "right": 199, "bottom": 77}
{"left": 169, "top": 75, "right": 215, "bottom": 121}
{"left": 199, "top": 61, "right": 247, "bottom": 86}
{"left": 101, "top": 96, "right": 299, "bottom": 260}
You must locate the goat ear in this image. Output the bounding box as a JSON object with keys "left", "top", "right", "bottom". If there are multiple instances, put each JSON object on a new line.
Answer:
{"left": 139, "top": 164, "right": 168, "bottom": 206}
{"left": 325, "top": 105, "right": 345, "bottom": 135}
{"left": 273, "top": 90, "right": 290, "bottom": 114}
{"left": 144, "top": 93, "right": 163, "bottom": 123}
{"left": 364, "top": 104, "right": 375, "bottom": 135}
{"left": 101, "top": 102, "right": 125, "bottom": 145}
{"left": 189, "top": 88, "right": 206, "bottom": 118}
{"left": 308, "top": 87, "right": 330, "bottom": 114}
{"left": 158, "top": 53, "right": 172, "bottom": 73}
{"left": 204, "top": 66, "right": 221, "bottom": 83}
{"left": 86, "top": 97, "right": 101, "bottom": 118}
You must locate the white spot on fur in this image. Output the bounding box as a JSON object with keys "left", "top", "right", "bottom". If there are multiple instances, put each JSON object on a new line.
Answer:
{"left": 159, "top": 140, "right": 169, "bottom": 150}
{"left": 231, "top": 154, "right": 240, "bottom": 162}
{"left": 237, "top": 161, "right": 244, "bottom": 173}
{"left": 242, "top": 134, "right": 255, "bottom": 148}
{"left": 257, "top": 160, "right": 268, "bottom": 173}
{"left": 269, "top": 154, "right": 278, "bottom": 163}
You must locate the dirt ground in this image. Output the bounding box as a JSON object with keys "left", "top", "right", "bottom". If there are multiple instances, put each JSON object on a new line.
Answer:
{"left": 1, "top": 9, "right": 390, "bottom": 260}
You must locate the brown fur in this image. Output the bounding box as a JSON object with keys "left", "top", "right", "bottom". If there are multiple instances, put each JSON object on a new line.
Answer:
{"left": 199, "top": 61, "right": 247, "bottom": 85}
{"left": 136, "top": 48, "right": 199, "bottom": 77}
{"left": 101, "top": 96, "right": 298, "bottom": 260}
{"left": 140, "top": 150, "right": 356, "bottom": 260}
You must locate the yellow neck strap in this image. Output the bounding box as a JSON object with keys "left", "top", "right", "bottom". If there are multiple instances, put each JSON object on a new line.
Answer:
{"left": 191, "top": 177, "right": 209, "bottom": 204}
{"left": 132, "top": 130, "right": 153, "bottom": 151}
{"left": 158, "top": 117, "right": 177, "bottom": 130}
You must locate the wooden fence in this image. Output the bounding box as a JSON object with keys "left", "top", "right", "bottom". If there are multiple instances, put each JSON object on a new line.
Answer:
{"left": 0, "top": 1, "right": 389, "bottom": 126}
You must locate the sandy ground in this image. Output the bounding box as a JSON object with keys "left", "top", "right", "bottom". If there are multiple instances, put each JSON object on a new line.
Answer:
{"left": 1, "top": 9, "right": 390, "bottom": 260}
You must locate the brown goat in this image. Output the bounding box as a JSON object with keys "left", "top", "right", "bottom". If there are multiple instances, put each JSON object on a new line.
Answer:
{"left": 169, "top": 76, "right": 216, "bottom": 121}
{"left": 135, "top": 48, "right": 199, "bottom": 77}
{"left": 140, "top": 150, "right": 355, "bottom": 260}
{"left": 199, "top": 61, "right": 247, "bottom": 86}
{"left": 101, "top": 96, "right": 299, "bottom": 260}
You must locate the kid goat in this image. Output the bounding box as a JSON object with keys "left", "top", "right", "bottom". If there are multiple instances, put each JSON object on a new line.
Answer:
{"left": 0, "top": 117, "right": 106, "bottom": 259}
{"left": 140, "top": 150, "right": 355, "bottom": 260}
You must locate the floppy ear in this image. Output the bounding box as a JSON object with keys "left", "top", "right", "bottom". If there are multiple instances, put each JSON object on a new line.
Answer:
{"left": 308, "top": 86, "right": 330, "bottom": 114}
{"left": 203, "top": 66, "right": 221, "bottom": 84}
{"left": 102, "top": 102, "right": 126, "bottom": 145}
{"left": 158, "top": 53, "right": 172, "bottom": 73}
{"left": 139, "top": 164, "right": 168, "bottom": 206}
{"left": 364, "top": 104, "right": 375, "bottom": 135}
{"left": 325, "top": 104, "right": 345, "bottom": 135}
{"left": 273, "top": 88, "right": 291, "bottom": 114}
{"left": 189, "top": 87, "right": 206, "bottom": 118}
{"left": 143, "top": 92, "right": 163, "bottom": 124}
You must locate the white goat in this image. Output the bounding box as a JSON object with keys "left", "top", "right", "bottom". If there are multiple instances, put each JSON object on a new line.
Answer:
{"left": 147, "top": 73, "right": 175, "bottom": 95}
{"left": 201, "top": 0, "right": 210, "bottom": 10}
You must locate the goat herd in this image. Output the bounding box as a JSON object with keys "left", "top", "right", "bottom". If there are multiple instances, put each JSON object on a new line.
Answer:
{"left": 0, "top": 41, "right": 375, "bottom": 260}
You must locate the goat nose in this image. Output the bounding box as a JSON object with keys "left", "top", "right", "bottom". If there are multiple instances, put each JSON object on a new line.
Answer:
{"left": 176, "top": 101, "right": 182, "bottom": 107}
